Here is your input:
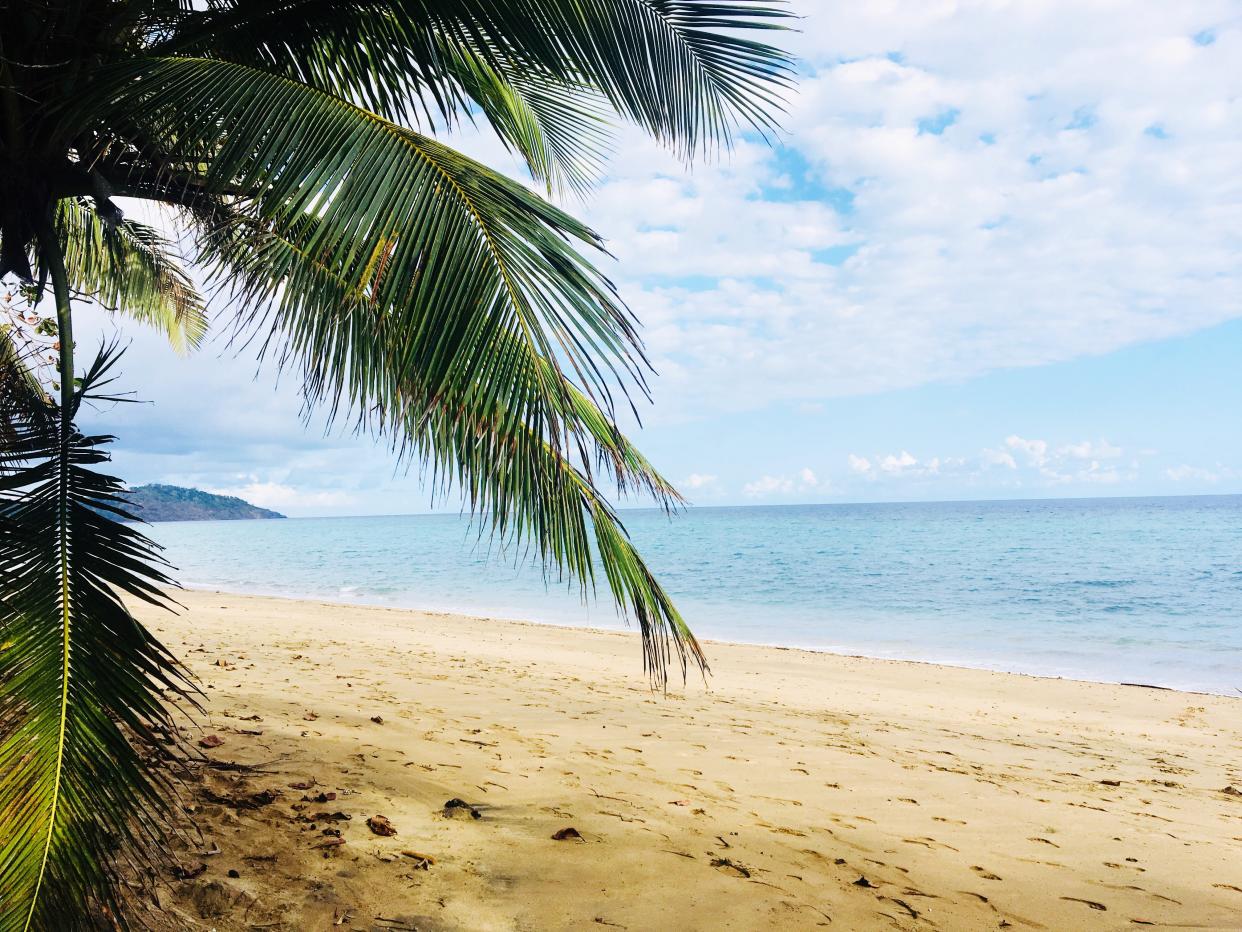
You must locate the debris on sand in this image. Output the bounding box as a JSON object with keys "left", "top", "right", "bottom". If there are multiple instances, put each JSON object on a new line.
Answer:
{"left": 368, "top": 814, "right": 398, "bottom": 836}
{"left": 401, "top": 850, "right": 436, "bottom": 869}
{"left": 710, "top": 857, "right": 751, "bottom": 878}
{"left": 198, "top": 734, "right": 225, "bottom": 749}
{"left": 552, "top": 827, "right": 583, "bottom": 841}
{"left": 201, "top": 787, "right": 280, "bottom": 811}
{"left": 442, "top": 798, "right": 481, "bottom": 820}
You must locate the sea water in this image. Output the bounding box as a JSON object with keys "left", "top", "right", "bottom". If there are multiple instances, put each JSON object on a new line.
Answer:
{"left": 144, "top": 495, "right": 1242, "bottom": 695}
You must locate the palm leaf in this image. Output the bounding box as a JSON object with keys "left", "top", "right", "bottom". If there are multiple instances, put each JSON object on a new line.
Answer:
{"left": 415, "top": 392, "right": 705, "bottom": 681}
{"left": 196, "top": 209, "right": 697, "bottom": 674}
{"left": 0, "top": 330, "right": 51, "bottom": 450}
{"left": 157, "top": 0, "right": 795, "bottom": 155}
{"left": 78, "top": 56, "right": 650, "bottom": 419}
{"left": 58, "top": 200, "right": 208, "bottom": 355}
{"left": 0, "top": 346, "right": 194, "bottom": 931}
{"left": 440, "top": 41, "right": 614, "bottom": 196}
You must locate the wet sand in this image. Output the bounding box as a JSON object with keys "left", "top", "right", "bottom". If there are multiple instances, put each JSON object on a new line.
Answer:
{"left": 141, "top": 590, "right": 1242, "bottom": 930}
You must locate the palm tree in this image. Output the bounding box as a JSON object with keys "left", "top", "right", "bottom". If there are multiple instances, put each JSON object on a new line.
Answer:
{"left": 0, "top": 2, "right": 791, "bottom": 927}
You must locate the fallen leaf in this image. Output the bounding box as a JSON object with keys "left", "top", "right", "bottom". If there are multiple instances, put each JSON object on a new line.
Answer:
{"left": 368, "top": 815, "right": 398, "bottom": 837}
{"left": 308, "top": 810, "right": 352, "bottom": 822}
{"left": 198, "top": 735, "right": 224, "bottom": 749}
{"left": 551, "top": 827, "right": 583, "bottom": 841}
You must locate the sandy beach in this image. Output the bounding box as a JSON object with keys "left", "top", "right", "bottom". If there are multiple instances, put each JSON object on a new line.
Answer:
{"left": 140, "top": 590, "right": 1242, "bottom": 931}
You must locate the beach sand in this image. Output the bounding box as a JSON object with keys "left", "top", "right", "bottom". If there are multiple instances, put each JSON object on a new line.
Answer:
{"left": 140, "top": 590, "right": 1242, "bottom": 930}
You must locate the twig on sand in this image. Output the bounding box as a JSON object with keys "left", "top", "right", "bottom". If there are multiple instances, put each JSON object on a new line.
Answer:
{"left": 588, "top": 787, "right": 628, "bottom": 803}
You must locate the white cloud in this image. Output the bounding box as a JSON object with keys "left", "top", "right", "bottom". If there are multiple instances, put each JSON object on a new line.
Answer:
{"left": 742, "top": 466, "right": 824, "bottom": 497}
{"left": 879, "top": 450, "right": 919, "bottom": 474}
{"left": 1059, "top": 439, "right": 1123, "bottom": 460}
{"left": 981, "top": 447, "right": 1017, "bottom": 469}
{"left": 848, "top": 453, "right": 873, "bottom": 475}
{"left": 843, "top": 435, "right": 1146, "bottom": 490}
{"left": 1165, "top": 463, "right": 1235, "bottom": 483}
{"left": 681, "top": 472, "right": 719, "bottom": 490}
{"left": 743, "top": 475, "right": 794, "bottom": 496}
{"left": 535, "top": 3, "right": 1242, "bottom": 418}
{"left": 1005, "top": 435, "right": 1050, "bottom": 467}
{"left": 206, "top": 481, "right": 357, "bottom": 511}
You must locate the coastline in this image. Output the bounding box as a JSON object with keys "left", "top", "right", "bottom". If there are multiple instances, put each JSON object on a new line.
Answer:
{"left": 174, "top": 582, "right": 1236, "bottom": 697}
{"left": 138, "top": 590, "right": 1242, "bottom": 930}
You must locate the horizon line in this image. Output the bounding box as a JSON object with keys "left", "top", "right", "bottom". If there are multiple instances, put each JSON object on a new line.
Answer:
{"left": 270, "top": 488, "right": 1242, "bottom": 521}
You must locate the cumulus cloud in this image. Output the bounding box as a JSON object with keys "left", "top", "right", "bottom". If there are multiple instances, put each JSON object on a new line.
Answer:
{"left": 981, "top": 447, "right": 1017, "bottom": 469}
{"left": 207, "top": 481, "right": 358, "bottom": 511}
{"left": 1005, "top": 435, "right": 1049, "bottom": 467}
{"left": 743, "top": 466, "right": 824, "bottom": 497}
{"left": 681, "top": 472, "right": 719, "bottom": 490}
{"left": 879, "top": 450, "right": 919, "bottom": 474}
{"left": 846, "top": 436, "right": 1139, "bottom": 490}
{"left": 556, "top": 3, "right": 1242, "bottom": 417}
{"left": 1059, "top": 439, "right": 1124, "bottom": 460}
{"left": 847, "top": 454, "right": 873, "bottom": 475}
{"left": 743, "top": 475, "right": 794, "bottom": 496}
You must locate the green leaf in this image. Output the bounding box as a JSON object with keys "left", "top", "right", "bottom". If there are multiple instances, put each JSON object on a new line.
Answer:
{"left": 158, "top": 0, "right": 795, "bottom": 155}
{"left": 0, "top": 347, "right": 196, "bottom": 931}
{"left": 58, "top": 200, "right": 208, "bottom": 355}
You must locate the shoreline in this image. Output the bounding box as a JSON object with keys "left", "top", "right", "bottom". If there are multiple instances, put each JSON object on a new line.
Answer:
{"left": 176, "top": 583, "right": 1237, "bottom": 699}
{"left": 138, "top": 590, "right": 1242, "bottom": 930}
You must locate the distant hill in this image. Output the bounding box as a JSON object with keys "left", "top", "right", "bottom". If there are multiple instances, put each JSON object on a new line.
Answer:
{"left": 126, "top": 484, "right": 286, "bottom": 522}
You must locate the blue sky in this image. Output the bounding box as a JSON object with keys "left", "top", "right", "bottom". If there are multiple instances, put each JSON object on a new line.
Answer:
{"left": 77, "top": 1, "right": 1242, "bottom": 516}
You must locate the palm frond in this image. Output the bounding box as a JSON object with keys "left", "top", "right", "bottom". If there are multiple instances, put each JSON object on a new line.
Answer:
{"left": 58, "top": 200, "right": 208, "bottom": 355}
{"left": 417, "top": 394, "right": 704, "bottom": 682}
{"left": 0, "top": 330, "right": 51, "bottom": 450}
{"left": 195, "top": 208, "right": 697, "bottom": 676}
{"left": 81, "top": 56, "right": 651, "bottom": 418}
{"left": 0, "top": 346, "right": 194, "bottom": 931}
{"left": 156, "top": 0, "right": 795, "bottom": 156}
{"left": 441, "top": 40, "right": 614, "bottom": 196}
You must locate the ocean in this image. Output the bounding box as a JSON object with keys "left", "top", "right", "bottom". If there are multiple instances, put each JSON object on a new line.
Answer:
{"left": 145, "top": 495, "right": 1242, "bottom": 695}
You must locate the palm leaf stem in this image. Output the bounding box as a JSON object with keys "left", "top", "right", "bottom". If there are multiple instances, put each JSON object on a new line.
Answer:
{"left": 23, "top": 211, "right": 75, "bottom": 932}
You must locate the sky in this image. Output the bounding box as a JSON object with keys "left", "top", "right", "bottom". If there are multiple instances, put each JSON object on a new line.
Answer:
{"left": 73, "top": 0, "right": 1242, "bottom": 516}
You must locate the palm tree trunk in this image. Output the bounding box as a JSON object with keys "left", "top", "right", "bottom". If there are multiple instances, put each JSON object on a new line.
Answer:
{"left": 35, "top": 211, "right": 74, "bottom": 414}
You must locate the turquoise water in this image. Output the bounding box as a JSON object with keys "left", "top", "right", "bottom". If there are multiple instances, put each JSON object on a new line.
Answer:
{"left": 145, "top": 496, "right": 1242, "bottom": 695}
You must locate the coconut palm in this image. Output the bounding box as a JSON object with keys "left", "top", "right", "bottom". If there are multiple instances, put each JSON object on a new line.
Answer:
{"left": 0, "top": 1, "right": 791, "bottom": 927}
